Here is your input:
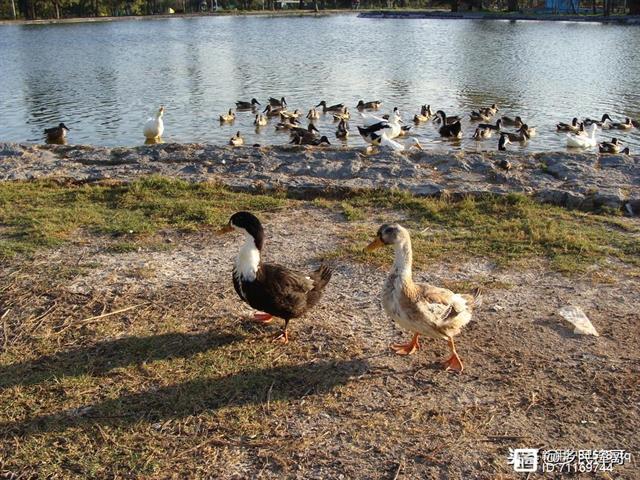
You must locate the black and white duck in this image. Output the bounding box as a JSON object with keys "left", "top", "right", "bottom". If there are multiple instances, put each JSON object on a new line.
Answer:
{"left": 44, "top": 123, "right": 70, "bottom": 143}
{"left": 218, "top": 211, "right": 333, "bottom": 344}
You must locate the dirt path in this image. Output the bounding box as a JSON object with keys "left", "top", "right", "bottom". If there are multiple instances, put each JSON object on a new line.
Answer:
{"left": 1, "top": 206, "right": 638, "bottom": 478}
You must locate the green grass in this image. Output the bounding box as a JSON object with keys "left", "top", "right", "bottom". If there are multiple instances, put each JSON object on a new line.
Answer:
{"left": 1, "top": 179, "right": 638, "bottom": 273}
{"left": 328, "top": 190, "right": 640, "bottom": 274}
{"left": 0, "top": 177, "right": 287, "bottom": 258}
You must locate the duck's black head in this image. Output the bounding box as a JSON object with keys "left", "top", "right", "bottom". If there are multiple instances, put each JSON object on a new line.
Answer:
{"left": 357, "top": 100, "right": 364, "bottom": 107}
{"left": 316, "top": 101, "right": 326, "bottom": 107}
{"left": 319, "top": 136, "right": 331, "bottom": 145}
{"left": 611, "top": 137, "right": 619, "bottom": 144}
{"left": 252, "top": 98, "right": 260, "bottom": 105}
{"left": 572, "top": 117, "right": 579, "bottom": 126}
{"left": 59, "top": 123, "right": 69, "bottom": 130}
{"left": 602, "top": 113, "right": 612, "bottom": 122}
{"left": 226, "top": 211, "right": 265, "bottom": 250}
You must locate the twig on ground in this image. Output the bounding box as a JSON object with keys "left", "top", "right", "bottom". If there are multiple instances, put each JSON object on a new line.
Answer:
{"left": 56, "top": 303, "right": 147, "bottom": 333}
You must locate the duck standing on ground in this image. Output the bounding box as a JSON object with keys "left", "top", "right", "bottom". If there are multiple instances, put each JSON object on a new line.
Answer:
{"left": 218, "top": 211, "right": 332, "bottom": 344}
{"left": 143, "top": 106, "right": 165, "bottom": 140}
{"left": 44, "top": 123, "right": 70, "bottom": 143}
{"left": 364, "top": 224, "right": 481, "bottom": 372}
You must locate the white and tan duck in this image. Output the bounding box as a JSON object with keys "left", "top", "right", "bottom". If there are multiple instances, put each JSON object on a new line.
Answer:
{"left": 365, "top": 223, "right": 481, "bottom": 372}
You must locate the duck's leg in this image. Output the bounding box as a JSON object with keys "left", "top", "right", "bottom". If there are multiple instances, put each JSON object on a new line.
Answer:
{"left": 252, "top": 312, "right": 273, "bottom": 323}
{"left": 272, "top": 319, "right": 290, "bottom": 344}
{"left": 391, "top": 332, "right": 420, "bottom": 355}
{"left": 442, "top": 337, "right": 464, "bottom": 372}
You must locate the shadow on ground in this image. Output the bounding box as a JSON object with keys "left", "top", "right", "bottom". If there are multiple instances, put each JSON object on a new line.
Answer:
{"left": 0, "top": 330, "right": 243, "bottom": 389}
{"left": 2, "top": 358, "right": 369, "bottom": 436}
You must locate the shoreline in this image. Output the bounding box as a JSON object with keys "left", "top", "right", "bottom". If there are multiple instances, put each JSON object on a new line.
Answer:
{"left": 3, "top": 9, "right": 638, "bottom": 26}
{"left": 0, "top": 9, "right": 359, "bottom": 26}
{"left": 0, "top": 142, "right": 637, "bottom": 214}
{"left": 359, "top": 10, "right": 640, "bottom": 24}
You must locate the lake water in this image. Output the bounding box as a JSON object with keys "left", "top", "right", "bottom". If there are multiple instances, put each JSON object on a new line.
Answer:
{"left": 1, "top": 14, "right": 639, "bottom": 152}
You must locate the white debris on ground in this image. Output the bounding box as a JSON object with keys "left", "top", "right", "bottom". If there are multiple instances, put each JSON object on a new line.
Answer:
{"left": 557, "top": 306, "right": 600, "bottom": 336}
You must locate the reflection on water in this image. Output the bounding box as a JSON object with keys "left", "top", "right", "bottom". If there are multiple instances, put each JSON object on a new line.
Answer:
{"left": 0, "top": 15, "right": 639, "bottom": 152}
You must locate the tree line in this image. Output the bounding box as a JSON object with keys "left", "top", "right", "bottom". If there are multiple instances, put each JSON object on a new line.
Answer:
{"left": 1, "top": 0, "right": 638, "bottom": 20}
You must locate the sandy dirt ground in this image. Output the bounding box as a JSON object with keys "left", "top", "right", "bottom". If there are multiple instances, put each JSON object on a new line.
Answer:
{"left": 1, "top": 206, "right": 638, "bottom": 478}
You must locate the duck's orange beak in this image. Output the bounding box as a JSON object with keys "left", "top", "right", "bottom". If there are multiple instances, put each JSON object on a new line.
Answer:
{"left": 216, "top": 224, "right": 234, "bottom": 235}
{"left": 364, "top": 237, "right": 384, "bottom": 252}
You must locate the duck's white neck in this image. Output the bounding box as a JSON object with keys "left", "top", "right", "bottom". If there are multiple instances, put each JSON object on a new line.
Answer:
{"left": 391, "top": 238, "right": 413, "bottom": 281}
{"left": 235, "top": 233, "right": 261, "bottom": 281}
{"left": 156, "top": 109, "right": 164, "bottom": 119}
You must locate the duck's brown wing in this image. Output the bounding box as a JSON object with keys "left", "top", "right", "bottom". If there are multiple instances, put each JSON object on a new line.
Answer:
{"left": 249, "top": 263, "right": 315, "bottom": 319}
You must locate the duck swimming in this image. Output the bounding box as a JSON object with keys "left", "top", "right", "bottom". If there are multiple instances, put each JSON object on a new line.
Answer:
{"left": 500, "top": 115, "right": 523, "bottom": 128}
{"left": 316, "top": 100, "right": 345, "bottom": 113}
{"left": 218, "top": 211, "right": 332, "bottom": 344}
{"left": 254, "top": 114, "right": 268, "bottom": 126}
{"left": 498, "top": 133, "right": 510, "bottom": 151}
{"left": 472, "top": 127, "right": 493, "bottom": 140}
{"left": 478, "top": 118, "right": 502, "bottom": 131}
{"left": 598, "top": 137, "right": 624, "bottom": 153}
{"left": 556, "top": 118, "right": 581, "bottom": 132}
{"left": 356, "top": 100, "right": 382, "bottom": 110}
{"left": 501, "top": 125, "right": 531, "bottom": 143}
{"left": 143, "top": 106, "right": 165, "bottom": 140}
{"left": 437, "top": 111, "right": 462, "bottom": 138}
{"left": 413, "top": 105, "right": 433, "bottom": 123}
{"left": 229, "top": 131, "right": 244, "bottom": 146}
{"left": 609, "top": 117, "right": 634, "bottom": 130}
{"left": 269, "top": 97, "right": 287, "bottom": 108}
{"left": 567, "top": 124, "right": 597, "bottom": 148}
{"left": 236, "top": 98, "right": 261, "bottom": 110}
{"left": 470, "top": 110, "right": 492, "bottom": 122}
{"left": 434, "top": 110, "right": 461, "bottom": 125}
{"left": 584, "top": 113, "right": 611, "bottom": 127}
{"left": 336, "top": 118, "right": 349, "bottom": 139}
{"left": 44, "top": 122, "right": 70, "bottom": 143}
{"left": 291, "top": 134, "right": 331, "bottom": 146}
{"left": 219, "top": 109, "right": 236, "bottom": 123}
{"left": 306, "top": 108, "right": 320, "bottom": 120}
{"left": 364, "top": 224, "right": 481, "bottom": 372}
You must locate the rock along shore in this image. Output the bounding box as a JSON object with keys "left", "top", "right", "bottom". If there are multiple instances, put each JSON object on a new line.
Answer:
{"left": 1, "top": 142, "right": 638, "bottom": 214}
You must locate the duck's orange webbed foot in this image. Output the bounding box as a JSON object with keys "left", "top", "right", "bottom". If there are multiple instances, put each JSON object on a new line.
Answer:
{"left": 272, "top": 330, "right": 289, "bottom": 345}
{"left": 390, "top": 332, "right": 420, "bottom": 356}
{"left": 442, "top": 338, "right": 464, "bottom": 372}
{"left": 252, "top": 312, "right": 273, "bottom": 324}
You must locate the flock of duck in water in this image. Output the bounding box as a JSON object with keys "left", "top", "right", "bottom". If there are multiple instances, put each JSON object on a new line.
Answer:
{"left": 44, "top": 97, "right": 637, "bottom": 155}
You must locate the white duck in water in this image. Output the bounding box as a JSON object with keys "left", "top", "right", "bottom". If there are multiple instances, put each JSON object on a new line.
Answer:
{"left": 365, "top": 224, "right": 481, "bottom": 372}
{"left": 567, "top": 124, "right": 598, "bottom": 148}
{"left": 360, "top": 109, "right": 403, "bottom": 139}
{"left": 143, "top": 106, "right": 164, "bottom": 140}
